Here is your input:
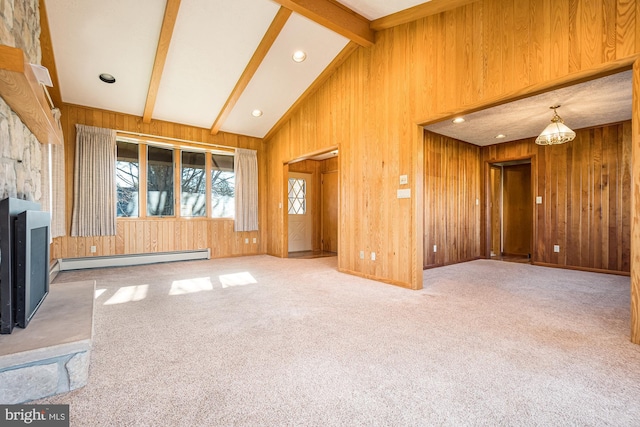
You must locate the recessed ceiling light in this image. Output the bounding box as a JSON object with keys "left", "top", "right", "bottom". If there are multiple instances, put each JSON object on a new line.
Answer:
{"left": 292, "top": 50, "right": 307, "bottom": 63}
{"left": 99, "top": 73, "right": 116, "bottom": 84}
{"left": 251, "top": 109, "right": 263, "bottom": 117}
{"left": 495, "top": 134, "right": 506, "bottom": 139}
{"left": 452, "top": 117, "right": 465, "bottom": 124}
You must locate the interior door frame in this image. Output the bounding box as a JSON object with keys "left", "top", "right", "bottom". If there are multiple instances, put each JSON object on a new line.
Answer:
{"left": 483, "top": 155, "right": 536, "bottom": 262}
{"left": 282, "top": 146, "right": 339, "bottom": 258}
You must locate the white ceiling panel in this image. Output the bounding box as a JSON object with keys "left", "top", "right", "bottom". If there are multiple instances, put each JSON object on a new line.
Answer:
{"left": 151, "top": 0, "right": 280, "bottom": 128}
{"left": 220, "top": 13, "right": 349, "bottom": 138}
{"left": 337, "top": 0, "right": 431, "bottom": 20}
{"left": 44, "top": 0, "right": 166, "bottom": 116}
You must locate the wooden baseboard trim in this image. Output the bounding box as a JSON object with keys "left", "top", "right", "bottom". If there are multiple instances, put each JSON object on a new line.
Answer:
{"left": 532, "top": 262, "right": 630, "bottom": 277}
{"left": 338, "top": 268, "right": 415, "bottom": 290}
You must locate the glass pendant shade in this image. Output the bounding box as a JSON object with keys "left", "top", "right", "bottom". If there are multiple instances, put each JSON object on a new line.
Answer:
{"left": 535, "top": 106, "right": 576, "bottom": 145}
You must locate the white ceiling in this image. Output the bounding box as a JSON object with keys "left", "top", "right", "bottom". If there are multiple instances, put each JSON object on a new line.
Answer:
{"left": 152, "top": 0, "right": 281, "bottom": 129}
{"left": 424, "top": 70, "right": 633, "bottom": 146}
{"left": 336, "top": 0, "right": 431, "bottom": 20}
{"left": 43, "top": 0, "right": 423, "bottom": 139}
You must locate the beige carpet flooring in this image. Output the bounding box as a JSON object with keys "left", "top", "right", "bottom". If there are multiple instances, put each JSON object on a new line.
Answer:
{"left": 36, "top": 256, "right": 640, "bottom": 426}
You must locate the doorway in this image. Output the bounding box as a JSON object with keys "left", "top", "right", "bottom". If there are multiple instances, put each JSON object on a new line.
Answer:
{"left": 285, "top": 151, "right": 339, "bottom": 259}
{"left": 489, "top": 160, "right": 532, "bottom": 262}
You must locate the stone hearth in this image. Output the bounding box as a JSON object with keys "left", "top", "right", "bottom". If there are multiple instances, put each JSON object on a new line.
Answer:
{"left": 0, "top": 280, "right": 95, "bottom": 403}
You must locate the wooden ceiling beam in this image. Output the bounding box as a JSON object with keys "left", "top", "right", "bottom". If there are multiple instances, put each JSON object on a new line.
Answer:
{"left": 272, "top": 0, "right": 374, "bottom": 47}
{"left": 210, "top": 7, "right": 292, "bottom": 135}
{"left": 371, "top": 0, "right": 480, "bottom": 31}
{"left": 38, "top": 0, "right": 62, "bottom": 108}
{"left": 142, "top": 0, "right": 181, "bottom": 124}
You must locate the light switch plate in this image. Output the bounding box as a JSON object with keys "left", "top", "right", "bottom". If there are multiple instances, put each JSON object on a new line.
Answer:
{"left": 536, "top": 196, "right": 543, "bottom": 204}
{"left": 399, "top": 175, "right": 408, "bottom": 185}
{"left": 397, "top": 188, "right": 411, "bottom": 199}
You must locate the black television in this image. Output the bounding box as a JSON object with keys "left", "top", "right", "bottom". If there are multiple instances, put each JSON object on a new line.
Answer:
{"left": 0, "top": 197, "right": 44, "bottom": 334}
{"left": 15, "top": 210, "right": 51, "bottom": 328}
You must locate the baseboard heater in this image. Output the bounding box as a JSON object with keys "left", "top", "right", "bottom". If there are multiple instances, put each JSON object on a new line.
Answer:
{"left": 58, "top": 249, "right": 211, "bottom": 271}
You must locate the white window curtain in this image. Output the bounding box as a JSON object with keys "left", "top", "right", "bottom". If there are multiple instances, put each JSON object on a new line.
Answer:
{"left": 41, "top": 142, "right": 66, "bottom": 238}
{"left": 71, "top": 124, "right": 117, "bottom": 236}
{"left": 234, "top": 148, "right": 258, "bottom": 231}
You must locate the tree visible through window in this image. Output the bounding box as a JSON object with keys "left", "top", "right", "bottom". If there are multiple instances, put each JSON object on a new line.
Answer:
{"left": 181, "top": 151, "right": 206, "bottom": 216}
{"left": 116, "top": 141, "right": 139, "bottom": 217}
{"left": 211, "top": 153, "right": 234, "bottom": 218}
{"left": 148, "top": 146, "right": 174, "bottom": 216}
{"left": 115, "top": 141, "right": 238, "bottom": 218}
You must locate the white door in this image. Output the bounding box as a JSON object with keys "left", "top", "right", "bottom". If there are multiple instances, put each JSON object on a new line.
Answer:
{"left": 288, "top": 172, "right": 312, "bottom": 252}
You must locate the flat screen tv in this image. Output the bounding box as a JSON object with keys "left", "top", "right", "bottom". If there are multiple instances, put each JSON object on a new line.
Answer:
{"left": 15, "top": 210, "right": 51, "bottom": 328}
{"left": 0, "top": 197, "right": 43, "bottom": 334}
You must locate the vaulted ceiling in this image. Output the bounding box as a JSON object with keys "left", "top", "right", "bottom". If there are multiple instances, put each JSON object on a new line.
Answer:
{"left": 43, "top": 0, "right": 631, "bottom": 143}
{"left": 42, "top": 0, "right": 456, "bottom": 139}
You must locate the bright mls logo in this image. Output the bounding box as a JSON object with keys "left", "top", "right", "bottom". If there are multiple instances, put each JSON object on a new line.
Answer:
{"left": 0, "top": 405, "right": 69, "bottom": 426}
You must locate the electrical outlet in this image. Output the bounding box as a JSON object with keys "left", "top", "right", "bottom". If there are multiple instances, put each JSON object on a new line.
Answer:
{"left": 359, "top": 251, "right": 364, "bottom": 260}
{"left": 536, "top": 196, "right": 543, "bottom": 204}
{"left": 245, "top": 238, "right": 249, "bottom": 244}
{"left": 371, "top": 252, "right": 376, "bottom": 261}
{"left": 399, "top": 175, "right": 408, "bottom": 185}
{"left": 553, "top": 245, "right": 560, "bottom": 253}
{"left": 433, "top": 245, "right": 437, "bottom": 252}
{"left": 90, "top": 245, "right": 96, "bottom": 253}
{"left": 252, "top": 238, "right": 257, "bottom": 244}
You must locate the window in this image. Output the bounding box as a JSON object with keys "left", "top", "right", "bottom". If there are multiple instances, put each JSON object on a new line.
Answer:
{"left": 181, "top": 151, "right": 206, "bottom": 217}
{"left": 147, "top": 146, "right": 174, "bottom": 216}
{"left": 114, "top": 139, "right": 238, "bottom": 219}
{"left": 116, "top": 141, "right": 139, "bottom": 217}
{"left": 211, "top": 154, "right": 235, "bottom": 218}
{"left": 288, "top": 178, "right": 306, "bottom": 214}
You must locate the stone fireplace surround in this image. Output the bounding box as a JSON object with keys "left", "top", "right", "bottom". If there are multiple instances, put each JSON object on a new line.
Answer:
{"left": 1, "top": 0, "right": 93, "bottom": 404}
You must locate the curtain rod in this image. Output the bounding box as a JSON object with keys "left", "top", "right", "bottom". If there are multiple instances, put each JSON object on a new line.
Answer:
{"left": 116, "top": 129, "right": 236, "bottom": 152}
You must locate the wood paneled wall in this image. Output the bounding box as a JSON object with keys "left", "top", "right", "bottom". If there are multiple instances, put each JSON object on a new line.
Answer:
{"left": 482, "top": 122, "right": 632, "bottom": 273}
{"left": 266, "top": 0, "right": 640, "bottom": 288}
{"left": 423, "top": 131, "right": 481, "bottom": 268}
{"left": 52, "top": 104, "right": 266, "bottom": 260}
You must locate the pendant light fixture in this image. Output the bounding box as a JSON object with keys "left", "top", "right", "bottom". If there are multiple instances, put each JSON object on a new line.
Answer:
{"left": 535, "top": 105, "right": 575, "bottom": 145}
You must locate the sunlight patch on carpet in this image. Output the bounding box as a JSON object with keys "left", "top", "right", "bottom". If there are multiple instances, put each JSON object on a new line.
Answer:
{"left": 104, "top": 285, "right": 149, "bottom": 305}
{"left": 219, "top": 272, "right": 257, "bottom": 288}
{"left": 169, "top": 277, "right": 213, "bottom": 295}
